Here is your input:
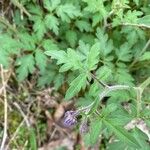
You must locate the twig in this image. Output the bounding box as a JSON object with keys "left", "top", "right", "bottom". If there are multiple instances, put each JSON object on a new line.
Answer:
{"left": 5, "top": 120, "right": 25, "bottom": 150}
{"left": 13, "top": 102, "right": 30, "bottom": 127}
{"left": 0, "top": 16, "right": 18, "bottom": 33}
{"left": 0, "top": 65, "right": 8, "bottom": 150}
{"left": 129, "top": 38, "right": 150, "bottom": 69}
{"left": 5, "top": 99, "right": 36, "bottom": 150}
{"left": 11, "top": 0, "right": 31, "bottom": 17}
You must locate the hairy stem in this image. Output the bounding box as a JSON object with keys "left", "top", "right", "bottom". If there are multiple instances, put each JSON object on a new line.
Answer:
{"left": 136, "top": 87, "right": 142, "bottom": 117}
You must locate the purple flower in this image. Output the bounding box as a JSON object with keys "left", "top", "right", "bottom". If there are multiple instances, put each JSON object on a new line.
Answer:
{"left": 79, "top": 118, "right": 89, "bottom": 134}
{"left": 63, "top": 110, "right": 77, "bottom": 128}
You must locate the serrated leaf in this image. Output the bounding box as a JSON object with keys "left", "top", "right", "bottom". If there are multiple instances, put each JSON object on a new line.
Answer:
{"left": 83, "top": 0, "right": 107, "bottom": 17}
{"left": 65, "top": 73, "right": 87, "bottom": 100}
{"left": 84, "top": 119, "right": 102, "bottom": 146}
{"left": 45, "top": 49, "right": 83, "bottom": 72}
{"left": 19, "top": 33, "right": 36, "bottom": 51}
{"left": 35, "top": 49, "right": 47, "bottom": 74}
{"left": 75, "top": 20, "right": 92, "bottom": 32}
{"left": 27, "top": 4, "right": 43, "bottom": 16}
{"left": 103, "top": 119, "right": 141, "bottom": 148}
{"left": 138, "top": 15, "right": 150, "bottom": 26}
{"left": 16, "top": 54, "right": 35, "bottom": 81}
{"left": 56, "top": 4, "right": 80, "bottom": 22}
{"left": 115, "top": 67, "right": 134, "bottom": 85}
{"left": 0, "top": 34, "right": 21, "bottom": 53}
{"left": 42, "top": 40, "right": 59, "bottom": 51}
{"left": 65, "top": 30, "right": 77, "bottom": 47}
{"left": 132, "top": 128, "right": 150, "bottom": 149}
{"left": 139, "top": 52, "right": 150, "bottom": 61}
{"left": 37, "top": 70, "right": 55, "bottom": 87}
{"left": 33, "top": 17, "right": 46, "bottom": 40}
{"left": 96, "top": 66, "right": 112, "bottom": 81}
{"left": 124, "top": 10, "right": 143, "bottom": 23}
{"left": 121, "top": 26, "right": 145, "bottom": 46}
{"left": 44, "top": 0, "right": 60, "bottom": 12}
{"left": 116, "top": 43, "right": 132, "bottom": 62}
{"left": 54, "top": 74, "right": 64, "bottom": 90}
{"left": 45, "top": 50, "right": 67, "bottom": 65}
{"left": 45, "top": 14, "right": 59, "bottom": 35}
{"left": 64, "top": 48, "right": 83, "bottom": 71}
{"left": 86, "top": 42, "right": 100, "bottom": 70}
{"left": 96, "top": 28, "right": 113, "bottom": 57}
{"left": 101, "top": 103, "right": 118, "bottom": 117}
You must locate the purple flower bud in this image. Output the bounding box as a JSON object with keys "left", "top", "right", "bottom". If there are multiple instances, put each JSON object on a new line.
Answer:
{"left": 79, "top": 119, "right": 88, "bottom": 134}
{"left": 63, "top": 110, "right": 77, "bottom": 128}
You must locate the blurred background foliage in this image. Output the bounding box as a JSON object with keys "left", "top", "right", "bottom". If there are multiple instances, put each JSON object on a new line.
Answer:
{"left": 0, "top": 0, "right": 150, "bottom": 149}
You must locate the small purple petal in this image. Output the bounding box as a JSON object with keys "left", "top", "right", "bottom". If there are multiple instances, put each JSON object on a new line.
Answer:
{"left": 63, "top": 110, "right": 77, "bottom": 127}
{"left": 79, "top": 119, "right": 89, "bottom": 134}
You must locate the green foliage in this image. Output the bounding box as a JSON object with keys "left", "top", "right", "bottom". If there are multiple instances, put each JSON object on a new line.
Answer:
{"left": 65, "top": 73, "right": 87, "bottom": 100}
{"left": 83, "top": 119, "right": 102, "bottom": 146}
{"left": 16, "top": 54, "right": 35, "bottom": 81}
{"left": 103, "top": 119, "right": 140, "bottom": 148}
{"left": 1, "top": 0, "right": 150, "bottom": 149}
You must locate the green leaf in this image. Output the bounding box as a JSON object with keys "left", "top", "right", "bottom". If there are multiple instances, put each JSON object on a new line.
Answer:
{"left": 103, "top": 119, "right": 141, "bottom": 148}
{"left": 45, "top": 49, "right": 83, "bottom": 72}
{"left": 116, "top": 42, "right": 132, "bottom": 62}
{"left": 96, "top": 28, "right": 113, "bottom": 57}
{"left": 19, "top": 33, "right": 36, "bottom": 51}
{"left": 33, "top": 17, "right": 46, "bottom": 40}
{"left": 65, "top": 73, "right": 87, "bottom": 100}
{"left": 54, "top": 74, "right": 64, "bottom": 90}
{"left": 37, "top": 70, "right": 55, "bottom": 87}
{"left": 0, "top": 51, "right": 9, "bottom": 68}
{"left": 56, "top": 4, "right": 80, "bottom": 22}
{"left": 132, "top": 128, "right": 150, "bottom": 149}
{"left": 138, "top": 15, "right": 150, "bottom": 26}
{"left": 115, "top": 67, "right": 134, "bottom": 85}
{"left": 84, "top": 119, "right": 102, "bottom": 146}
{"left": 96, "top": 66, "right": 112, "bottom": 81}
{"left": 45, "top": 50, "right": 67, "bottom": 65}
{"left": 83, "top": 0, "right": 107, "bottom": 18}
{"left": 16, "top": 54, "right": 35, "bottom": 81}
{"left": 45, "top": 14, "right": 59, "bottom": 35}
{"left": 86, "top": 42, "right": 100, "bottom": 70}
{"left": 121, "top": 27, "right": 145, "bottom": 46}
{"left": 0, "top": 34, "right": 21, "bottom": 53}
{"left": 42, "top": 39, "right": 59, "bottom": 51}
{"left": 75, "top": 20, "right": 92, "bottom": 32}
{"left": 35, "top": 49, "right": 47, "bottom": 74}
{"left": 29, "top": 128, "right": 37, "bottom": 150}
{"left": 123, "top": 10, "right": 143, "bottom": 24}
{"left": 139, "top": 52, "right": 150, "bottom": 61}
{"left": 65, "top": 30, "right": 77, "bottom": 47}
{"left": 107, "top": 141, "right": 127, "bottom": 150}
{"left": 101, "top": 103, "right": 118, "bottom": 117}
{"left": 44, "top": 0, "right": 60, "bottom": 12}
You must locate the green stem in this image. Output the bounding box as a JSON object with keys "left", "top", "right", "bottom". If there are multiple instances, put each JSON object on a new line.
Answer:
{"left": 129, "top": 38, "right": 150, "bottom": 69}
{"left": 135, "top": 87, "right": 142, "bottom": 117}
{"left": 0, "top": 16, "right": 18, "bottom": 33}
{"left": 140, "top": 77, "right": 150, "bottom": 92}
{"left": 11, "top": 0, "right": 31, "bottom": 17}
